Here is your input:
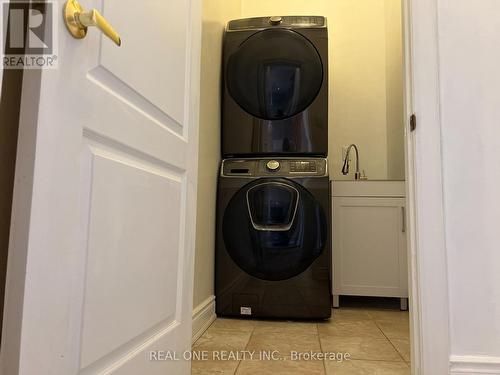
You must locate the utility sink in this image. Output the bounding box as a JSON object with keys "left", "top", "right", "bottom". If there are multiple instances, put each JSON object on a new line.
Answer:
{"left": 331, "top": 180, "right": 405, "bottom": 198}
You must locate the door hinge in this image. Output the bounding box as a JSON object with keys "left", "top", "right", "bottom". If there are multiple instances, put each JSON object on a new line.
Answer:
{"left": 410, "top": 114, "right": 417, "bottom": 132}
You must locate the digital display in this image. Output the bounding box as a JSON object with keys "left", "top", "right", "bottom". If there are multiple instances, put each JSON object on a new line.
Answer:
{"left": 290, "top": 161, "right": 317, "bottom": 172}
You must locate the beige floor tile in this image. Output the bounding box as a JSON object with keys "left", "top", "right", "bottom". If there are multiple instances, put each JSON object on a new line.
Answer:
{"left": 368, "top": 309, "right": 409, "bottom": 323}
{"left": 331, "top": 309, "right": 373, "bottom": 322}
{"left": 191, "top": 360, "right": 239, "bottom": 375}
{"left": 252, "top": 320, "right": 318, "bottom": 335}
{"left": 209, "top": 318, "right": 256, "bottom": 333}
{"left": 391, "top": 338, "right": 411, "bottom": 362}
{"left": 246, "top": 332, "right": 321, "bottom": 357}
{"left": 376, "top": 320, "right": 410, "bottom": 340}
{"left": 193, "top": 309, "right": 412, "bottom": 374}
{"left": 320, "top": 336, "right": 402, "bottom": 361}
{"left": 318, "top": 319, "right": 385, "bottom": 339}
{"left": 325, "top": 359, "right": 410, "bottom": 374}
{"left": 193, "top": 327, "right": 252, "bottom": 352}
{"left": 236, "top": 358, "right": 325, "bottom": 375}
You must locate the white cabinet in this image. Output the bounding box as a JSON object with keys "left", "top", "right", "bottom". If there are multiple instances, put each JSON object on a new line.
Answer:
{"left": 332, "top": 182, "right": 408, "bottom": 308}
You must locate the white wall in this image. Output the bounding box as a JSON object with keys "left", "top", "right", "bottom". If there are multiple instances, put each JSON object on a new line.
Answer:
{"left": 193, "top": 0, "right": 241, "bottom": 312}
{"left": 241, "top": 0, "right": 405, "bottom": 180}
{"left": 438, "top": 0, "right": 500, "bottom": 362}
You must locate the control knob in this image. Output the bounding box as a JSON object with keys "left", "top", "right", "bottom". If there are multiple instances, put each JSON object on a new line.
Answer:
{"left": 266, "top": 160, "right": 280, "bottom": 171}
{"left": 269, "top": 16, "right": 283, "bottom": 25}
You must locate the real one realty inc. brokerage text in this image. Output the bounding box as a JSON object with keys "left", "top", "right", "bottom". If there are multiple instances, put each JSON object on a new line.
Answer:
{"left": 149, "top": 350, "right": 351, "bottom": 362}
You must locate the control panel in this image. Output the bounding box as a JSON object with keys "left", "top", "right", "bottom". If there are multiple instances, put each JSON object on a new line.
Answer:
{"left": 227, "top": 16, "right": 326, "bottom": 31}
{"left": 290, "top": 160, "right": 317, "bottom": 173}
{"left": 222, "top": 158, "right": 328, "bottom": 177}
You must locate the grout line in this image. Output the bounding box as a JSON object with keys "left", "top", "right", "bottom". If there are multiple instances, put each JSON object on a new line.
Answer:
{"left": 348, "top": 358, "right": 407, "bottom": 363}
{"left": 317, "top": 321, "right": 328, "bottom": 375}
{"left": 232, "top": 320, "right": 256, "bottom": 375}
{"left": 373, "top": 320, "right": 407, "bottom": 362}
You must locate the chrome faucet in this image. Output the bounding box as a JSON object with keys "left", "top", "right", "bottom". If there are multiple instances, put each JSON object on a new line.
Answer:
{"left": 341, "top": 144, "right": 361, "bottom": 180}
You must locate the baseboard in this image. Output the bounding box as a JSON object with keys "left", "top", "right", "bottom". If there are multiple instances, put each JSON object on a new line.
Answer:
{"left": 192, "top": 295, "right": 216, "bottom": 343}
{"left": 450, "top": 355, "right": 500, "bottom": 374}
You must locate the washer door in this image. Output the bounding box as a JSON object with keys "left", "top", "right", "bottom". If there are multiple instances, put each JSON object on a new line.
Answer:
{"left": 226, "top": 28, "right": 323, "bottom": 121}
{"left": 223, "top": 179, "right": 327, "bottom": 281}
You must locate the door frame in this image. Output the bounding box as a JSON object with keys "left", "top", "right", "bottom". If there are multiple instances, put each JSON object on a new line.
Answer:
{"left": 404, "top": 0, "right": 451, "bottom": 374}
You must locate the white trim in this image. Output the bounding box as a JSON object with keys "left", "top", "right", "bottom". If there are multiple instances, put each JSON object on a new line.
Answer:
{"left": 402, "top": 2, "right": 421, "bottom": 374}
{"left": 450, "top": 356, "right": 500, "bottom": 375}
{"left": 192, "top": 296, "right": 216, "bottom": 343}
{"left": 405, "top": 0, "right": 451, "bottom": 374}
{"left": 332, "top": 180, "right": 405, "bottom": 198}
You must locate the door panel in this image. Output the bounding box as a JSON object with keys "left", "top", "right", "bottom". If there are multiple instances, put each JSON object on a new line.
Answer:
{"left": 100, "top": 0, "right": 189, "bottom": 125}
{"left": 246, "top": 182, "right": 299, "bottom": 230}
{"left": 2, "top": 0, "right": 201, "bottom": 374}
{"left": 333, "top": 197, "right": 408, "bottom": 298}
{"left": 80, "top": 147, "right": 182, "bottom": 369}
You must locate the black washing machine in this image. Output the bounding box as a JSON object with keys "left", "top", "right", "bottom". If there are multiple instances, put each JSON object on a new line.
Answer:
{"left": 215, "top": 158, "right": 331, "bottom": 319}
{"left": 222, "top": 16, "right": 328, "bottom": 157}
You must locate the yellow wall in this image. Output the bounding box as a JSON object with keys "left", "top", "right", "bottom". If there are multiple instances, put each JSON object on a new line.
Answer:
{"left": 194, "top": 0, "right": 241, "bottom": 309}
{"left": 241, "top": 0, "right": 404, "bottom": 180}
{"left": 385, "top": 0, "right": 405, "bottom": 180}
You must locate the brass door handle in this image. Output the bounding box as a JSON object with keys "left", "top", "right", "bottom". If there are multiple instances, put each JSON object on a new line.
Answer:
{"left": 64, "top": 0, "right": 121, "bottom": 46}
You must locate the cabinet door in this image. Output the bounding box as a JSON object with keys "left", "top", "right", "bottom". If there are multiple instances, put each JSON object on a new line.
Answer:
{"left": 333, "top": 197, "right": 408, "bottom": 298}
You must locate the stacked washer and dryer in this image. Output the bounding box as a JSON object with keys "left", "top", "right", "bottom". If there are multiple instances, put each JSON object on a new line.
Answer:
{"left": 215, "top": 16, "right": 331, "bottom": 319}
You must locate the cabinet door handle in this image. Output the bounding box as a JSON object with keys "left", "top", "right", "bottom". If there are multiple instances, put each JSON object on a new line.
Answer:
{"left": 401, "top": 206, "right": 406, "bottom": 233}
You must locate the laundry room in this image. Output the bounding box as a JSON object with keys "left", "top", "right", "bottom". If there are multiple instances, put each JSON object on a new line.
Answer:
{"left": 3, "top": 0, "right": 499, "bottom": 373}
{"left": 193, "top": 0, "right": 410, "bottom": 374}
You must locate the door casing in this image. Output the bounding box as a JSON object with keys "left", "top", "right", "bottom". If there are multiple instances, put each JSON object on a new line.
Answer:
{"left": 403, "top": 0, "right": 451, "bottom": 374}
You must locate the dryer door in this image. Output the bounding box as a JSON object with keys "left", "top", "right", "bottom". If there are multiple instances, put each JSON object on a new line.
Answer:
{"left": 226, "top": 28, "right": 323, "bottom": 121}
{"left": 223, "top": 178, "right": 327, "bottom": 281}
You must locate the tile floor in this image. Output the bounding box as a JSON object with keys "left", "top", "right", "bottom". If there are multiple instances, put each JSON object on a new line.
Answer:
{"left": 192, "top": 303, "right": 410, "bottom": 374}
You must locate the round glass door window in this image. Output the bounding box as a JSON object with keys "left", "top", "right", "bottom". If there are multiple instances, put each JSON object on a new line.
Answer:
{"left": 223, "top": 179, "right": 327, "bottom": 281}
{"left": 226, "top": 29, "right": 323, "bottom": 120}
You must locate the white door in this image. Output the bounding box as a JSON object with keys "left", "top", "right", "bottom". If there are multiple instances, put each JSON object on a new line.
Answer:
{"left": 1, "top": 0, "right": 201, "bottom": 374}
